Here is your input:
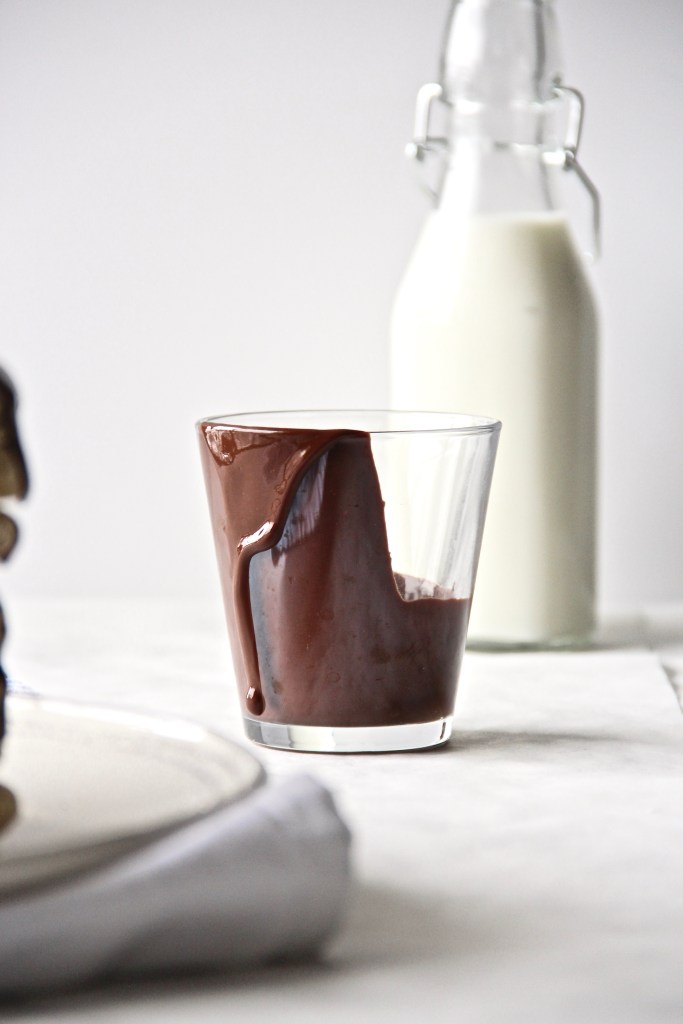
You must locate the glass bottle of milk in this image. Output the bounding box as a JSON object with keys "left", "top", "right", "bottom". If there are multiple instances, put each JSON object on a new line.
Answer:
{"left": 390, "top": 0, "right": 600, "bottom": 649}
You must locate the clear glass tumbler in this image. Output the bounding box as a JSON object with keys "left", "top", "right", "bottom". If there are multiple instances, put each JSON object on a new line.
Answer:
{"left": 197, "top": 410, "right": 500, "bottom": 753}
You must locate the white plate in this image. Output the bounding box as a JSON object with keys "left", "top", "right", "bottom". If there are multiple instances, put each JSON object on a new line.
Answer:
{"left": 0, "top": 694, "right": 264, "bottom": 897}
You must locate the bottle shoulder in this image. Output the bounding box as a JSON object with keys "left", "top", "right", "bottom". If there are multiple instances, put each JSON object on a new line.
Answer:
{"left": 395, "top": 210, "right": 596, "bottom": 301}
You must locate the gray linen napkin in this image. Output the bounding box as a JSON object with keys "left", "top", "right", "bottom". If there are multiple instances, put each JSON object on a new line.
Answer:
{"left": 0, "top": 773, "right": 351, "bottom": 996}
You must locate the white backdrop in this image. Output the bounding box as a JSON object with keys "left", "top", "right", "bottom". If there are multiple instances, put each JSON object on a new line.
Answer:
{"left": 0, "top": 0, "right": 681, "bottom": 617}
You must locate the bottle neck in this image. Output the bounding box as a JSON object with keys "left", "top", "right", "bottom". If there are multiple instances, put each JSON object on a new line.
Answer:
{"left": 409, "top": 0, "right": 600, "bottom": 256}
{"left": 440, "top": 0, "right": 563, "bottom": 148}
{"left": 438, "top": 137, "right": 561, "bottom": 218}
{"left": 445, "top": 99, "right": 563, "bottom": 150}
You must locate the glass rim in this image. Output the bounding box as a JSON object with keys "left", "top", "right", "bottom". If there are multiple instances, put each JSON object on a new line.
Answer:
{"left": 196, "top": 408, "right": 502, "bottom": 438}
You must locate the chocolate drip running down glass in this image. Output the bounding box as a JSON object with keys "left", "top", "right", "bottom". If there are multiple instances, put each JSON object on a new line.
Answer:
{"left": 197, "top": 411, "right": 500, "bottom": 752}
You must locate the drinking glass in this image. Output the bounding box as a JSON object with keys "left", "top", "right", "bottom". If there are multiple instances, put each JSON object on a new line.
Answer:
{"left": 197, "top": 410, "right": 500, "bottom": 752}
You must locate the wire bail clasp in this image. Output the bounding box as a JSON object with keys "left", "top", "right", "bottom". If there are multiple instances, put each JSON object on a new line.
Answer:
{"left": 552, "top": 83, "right": 601, "bottom": 260}
{"left": 405, "top": 82, "right": 450, "bottom": 202}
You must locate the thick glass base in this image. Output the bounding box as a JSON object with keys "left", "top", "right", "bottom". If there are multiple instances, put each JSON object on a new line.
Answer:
{"left": 243, "top": 716, "right": 453, "bottom": 753}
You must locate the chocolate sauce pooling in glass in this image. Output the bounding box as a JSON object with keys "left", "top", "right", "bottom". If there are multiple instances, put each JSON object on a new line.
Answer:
{"left": 198, "top": 424, "right": 470, "bottom": 728}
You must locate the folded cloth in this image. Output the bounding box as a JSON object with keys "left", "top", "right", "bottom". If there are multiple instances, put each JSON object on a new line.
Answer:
{"left": 0, "top": 774, "right": 351, "bottom": 997}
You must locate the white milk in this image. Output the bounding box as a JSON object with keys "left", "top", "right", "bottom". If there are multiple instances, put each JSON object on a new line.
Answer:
{"left": 390, "top": 210, "right": 598, "bottom": 646}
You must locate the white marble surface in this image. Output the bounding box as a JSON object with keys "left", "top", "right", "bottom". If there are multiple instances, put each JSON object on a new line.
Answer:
{"left": 3, "top": 598, "right": 683, "bottom": 1023}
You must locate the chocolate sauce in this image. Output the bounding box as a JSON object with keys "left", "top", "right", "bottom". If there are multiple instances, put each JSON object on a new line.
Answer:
{"left": 198, "top": 423, "right": 470, "bottom": 728}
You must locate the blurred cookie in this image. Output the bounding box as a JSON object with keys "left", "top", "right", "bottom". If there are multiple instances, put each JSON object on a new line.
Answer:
{"left": 0, "top": 370, "right": 28, "bottom": 501}
{"left": 0, "top": 368, "right": 29, "bottom": 754}
{"left": 0, "top": 783, "right": 17, "bottom": 833}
